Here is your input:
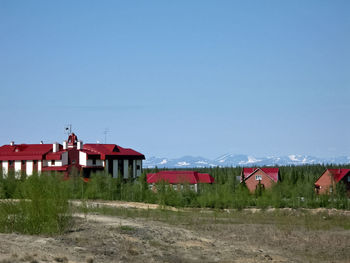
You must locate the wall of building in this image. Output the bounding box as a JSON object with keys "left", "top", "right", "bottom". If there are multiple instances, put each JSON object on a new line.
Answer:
{"left": 150, "top": 183, "right": 199, "bottom": 193}
{"left": 86, "top": 159, "right": 104, "bottom": 167}
{"left": 14, "top": 161, "right": 21, "bottom": 173}
{"left": 79, "top": 152, "right": 87, "bottom": 166}
{"left": 245, "top": 170, "right": 275, "bottom": 192}
{"left": 136, "top": 160, "right": 142, "bottom": 177}
{"left": 113, "top": 159, "right": 118, "bottom": 178}
{"left": 26, "top": 160, "right": 33, "bottom": 176}
{"left": 43, "top": 160, "right": 63, "bottom": 167}
{"left": 2, "top": 161, "right": 8, "bottom": 174}
{"left": 315, "top": 171, "right": 334, "bottom": 194}
{"left": 123, "top": 160, "right": 128, "bottom": 179}
{"left": 62, "top": 152, "right": 68, "bottom": 166}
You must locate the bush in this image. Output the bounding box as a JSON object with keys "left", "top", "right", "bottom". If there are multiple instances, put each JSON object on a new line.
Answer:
{"left": 0, "top": 173, "right": 71, "bottom": 235}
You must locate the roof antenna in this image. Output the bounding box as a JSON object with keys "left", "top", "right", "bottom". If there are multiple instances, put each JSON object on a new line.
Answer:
{"left": 64, "top": 124, "right": 72, "bottom": 135}
{"left": 103, "top": 128, "right": 110, "bottom": 144}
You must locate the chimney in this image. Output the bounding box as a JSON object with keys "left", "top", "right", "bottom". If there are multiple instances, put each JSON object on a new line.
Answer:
{"left": 77, "top": 141, "right": 83, "bottom": 150}
{"left": 53, "top": 142, "right": 59, "bottom": 153}
{"left": 63, "top": 141, "right": 67, "bottom": 150}
{"left": 40, "top": 141, "right": 43, "bottom": 144}
{"left": 10, "top": 141, "right": 14, "bottom": 146}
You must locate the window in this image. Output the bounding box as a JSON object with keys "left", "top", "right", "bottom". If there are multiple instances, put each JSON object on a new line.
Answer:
{"left": 173, "top": 185, "right": 177, "bottom": 190}
{"left": 348, "top": 176, "right": 350, "bottom": 182}
{"left": 9, "top": 160, "right": 13, "bottom": 166}
{"left": 92, "top": 159, "right": 96, "bottom": 165}
{"left": 21, "top": 160, "right": 25, "bottom": 165}
{"left": 51, "top": 160, "right": 55, "bottom": 166}
{"left": 136, "top": 165, "right": 141, "bottom": 170}
{"left": 33, "top": 160, "right": 37, "bottom": 165}
{"left": 255, "top": 175, "right": 262, "bottom": 181}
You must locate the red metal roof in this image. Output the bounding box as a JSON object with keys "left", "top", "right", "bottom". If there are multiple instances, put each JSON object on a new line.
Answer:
{"left": 327, "top": 169, "right": 350, "bottom": 182}
{"left": 83, "top": 144, "right": 145, "bottom": 159}
{"left": 197, "top": 173, "right": 215, "bottom": 183}
{"left": 147, "top": 171, "right": 214, "bottom": 184}
{"left": 0, "top": 144, "right": 54, "bottom": 160}
{"left": 46, "top": 150, "right": 65, "bottom": 160}
{"left": 242, "top": 167, "right": 279, "bottom": 182}
{"left": 42, "top": 165, "right": 69, "bottom": 171}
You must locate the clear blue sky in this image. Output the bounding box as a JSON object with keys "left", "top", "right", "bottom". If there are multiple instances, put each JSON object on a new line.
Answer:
{"left": 0, "top": 0, "right": 349, "bottom": 159}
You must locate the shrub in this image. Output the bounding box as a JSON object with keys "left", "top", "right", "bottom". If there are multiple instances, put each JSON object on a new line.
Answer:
{"left": 0, "top": 173, "right": 71, "bottom": 235}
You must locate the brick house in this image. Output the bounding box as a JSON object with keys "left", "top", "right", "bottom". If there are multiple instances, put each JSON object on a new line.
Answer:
{"left": 241, "top": 168, "right": 280, "bottom": 192}
{"left": 314, "top": 169, "right": 350, "bottom": 195}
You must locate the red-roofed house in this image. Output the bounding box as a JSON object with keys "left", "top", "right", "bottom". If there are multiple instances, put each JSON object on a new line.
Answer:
{"left": 147, "top": 170, "right": 214, "bottom": 192}
{"left": 314, "top": 169, "right": 350, "bottom": 195}
{"left": 0, "top": 133, "right": 145, "bottom": 179}
{"left": 241, "top": 168, "right": 280, "bottom": 192}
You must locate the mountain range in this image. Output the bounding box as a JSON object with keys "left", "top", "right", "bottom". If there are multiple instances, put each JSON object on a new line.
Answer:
{"left": 143, "top": 154, "right": 350, "bottom": 168}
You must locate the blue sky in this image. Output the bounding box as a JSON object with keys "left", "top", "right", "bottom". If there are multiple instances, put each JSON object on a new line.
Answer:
{"left": 0, "top": 0, "right": 349, "bottom": 159}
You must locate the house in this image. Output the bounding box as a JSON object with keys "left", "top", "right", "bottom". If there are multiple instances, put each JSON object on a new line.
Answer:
{"left": 241, "top": 167, "right": 280, "bottom": 192}
{"left": 147, "top": 170, "right": 214, "bottom": 192}
{"left": 314, "top": 169, "right": 350, "bottom": 195}
{"left": 0, "top": 133, "right": 145, "bottom": 179}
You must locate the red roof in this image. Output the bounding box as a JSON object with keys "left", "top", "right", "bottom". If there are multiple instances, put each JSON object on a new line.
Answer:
{"left": 42, "top": 165, "right": 69, "bottom": 171}
{"left": 326, "top": 169, "right": 350, "bottom": 183}
{"left": 46, "top": 150, "right": 65, "bottom": 160}
{"left": 147, "top": 171, "right": 214, "bottom": 184}
{"left": 242, "top": 167, "right": 279, "bottom": 182}
{"left": 83, "top": 144, "right": 145, "bottom": 159}
{"left": 0, "top": 144, "right": 54, "bottom": 160}
{"left": 197, "top": 173, "right": 215, "bottom": 183}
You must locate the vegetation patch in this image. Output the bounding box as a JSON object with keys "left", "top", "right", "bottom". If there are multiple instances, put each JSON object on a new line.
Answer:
{"left": 0, "top": 173, "right": 71, "bottom": 235}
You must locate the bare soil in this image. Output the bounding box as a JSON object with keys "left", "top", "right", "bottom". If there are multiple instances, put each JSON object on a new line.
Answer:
{"left": 0, "top": 202, "right": 349, "bottom": 263}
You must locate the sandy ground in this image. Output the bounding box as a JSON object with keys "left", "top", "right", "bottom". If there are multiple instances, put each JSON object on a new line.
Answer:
{"left": 0, "top": 202, "right": 349, "bottom": 263}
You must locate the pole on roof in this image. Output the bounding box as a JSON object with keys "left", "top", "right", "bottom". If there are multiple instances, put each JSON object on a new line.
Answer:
{"left": 104, "top": 128, "right": 110, "bottom": 144}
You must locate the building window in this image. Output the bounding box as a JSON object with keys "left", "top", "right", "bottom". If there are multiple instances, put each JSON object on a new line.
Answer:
{"left": 33, "top": 160, "right": 37, "bottom": 165}
{"left": 136, "top": 165, "right": 141, "bottom": 170}
{"left": 255, "top": 175, "right": 262, "bottom": 181}
{"left": 173, "top": 185, "right": 177, "bottom": 190}
{"left": 51, "top": 160, "right": 55, "bottom": 166}
{"left": 348, "top": 176, "right": 350, "bottom": 182}
{"left": 9, "top": 160, "right": 13, "bottom": 166}
{"left": 21, "top": 160, "right": 25, "bottom": 165}
{"left": 92, "top": 159, "right": 96, "bottom": 165}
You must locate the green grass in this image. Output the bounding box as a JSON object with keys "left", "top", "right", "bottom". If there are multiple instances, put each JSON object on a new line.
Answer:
{"left": 0, "top": 173, "right": 72, "bottom": 235}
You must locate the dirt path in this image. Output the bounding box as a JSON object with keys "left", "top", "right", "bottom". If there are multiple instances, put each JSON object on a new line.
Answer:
{"left": 0, "top": 201, "right": 349, "bottom": 263}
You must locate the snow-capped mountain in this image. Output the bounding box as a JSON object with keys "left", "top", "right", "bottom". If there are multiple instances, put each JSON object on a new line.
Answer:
{"left": 143, "top": 154, "right": 350, "bottom": 168}
{"left": 143, "top": 156, "right": 216, "bottom": 168}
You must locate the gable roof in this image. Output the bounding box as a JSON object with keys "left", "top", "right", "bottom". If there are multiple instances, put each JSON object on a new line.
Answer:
{"left": 82, "top": 144, "right": 145, "bottom": 159}
{"left": 316, "top": 169, "right": 350, "bottom": 183}
{"left": 197, "top": 173, "right": 215, "bottom": 183}
{"left": 242, "top": 167, "right": 279, "bottom": 182}
{"left": 0, "top": 144, "right": 54, "bottom": 160}
{"left": 147, "top": 170, "right": 214, "bottom": 184}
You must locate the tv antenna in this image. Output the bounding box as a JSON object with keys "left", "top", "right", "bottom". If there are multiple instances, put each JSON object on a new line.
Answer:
{"left": 64, "top": 124, "right": 72, "bottom": 135}
{"left": 103, "top": 128, "right": 110, "bottom": 144}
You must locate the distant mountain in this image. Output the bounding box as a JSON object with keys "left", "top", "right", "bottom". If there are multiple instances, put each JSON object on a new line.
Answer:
{"left": 143, "top": 154, "right": 350, "bottom": 168}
